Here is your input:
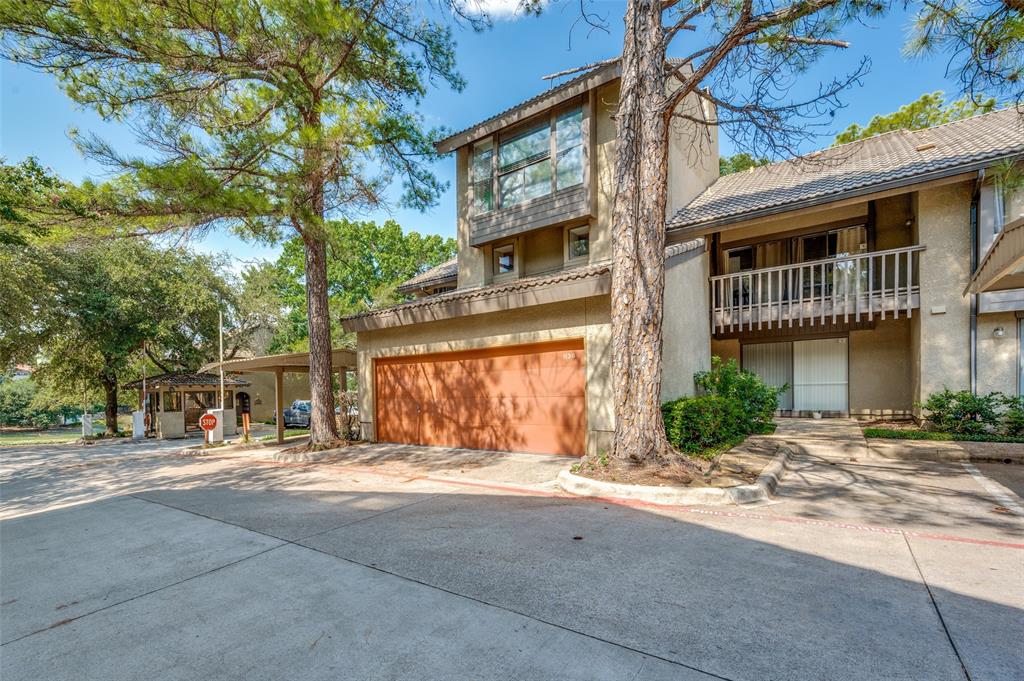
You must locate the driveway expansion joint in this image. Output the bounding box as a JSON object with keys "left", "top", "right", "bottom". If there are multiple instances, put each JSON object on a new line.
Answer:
{"left": 901, "top": 533, "right": 973, "bottom": 681}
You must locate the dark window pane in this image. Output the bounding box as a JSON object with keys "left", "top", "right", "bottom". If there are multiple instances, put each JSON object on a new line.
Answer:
{"left": 569, "top": 229, "right": 590, "bottom": 258}
{"left": 727, "top": 246, "right": 753, "bottom": 272}
{"left": 802, "top": 235, "right": 828, "bottom": 261}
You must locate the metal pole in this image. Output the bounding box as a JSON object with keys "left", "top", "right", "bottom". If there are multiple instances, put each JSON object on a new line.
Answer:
{"left": 219, "top": 309, "right": 225, "bottom": 409}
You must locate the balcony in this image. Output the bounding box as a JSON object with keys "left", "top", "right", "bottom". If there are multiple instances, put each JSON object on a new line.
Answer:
{"left": 710, "top": 245, "right": 925, "bottom": 335}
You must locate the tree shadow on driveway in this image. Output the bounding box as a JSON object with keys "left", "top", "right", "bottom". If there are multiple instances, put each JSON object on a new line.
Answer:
{"left": 2, "top": 469, "right": 1021, "bottom": 681}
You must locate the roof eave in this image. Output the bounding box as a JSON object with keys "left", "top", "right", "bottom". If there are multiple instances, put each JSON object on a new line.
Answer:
{"left": 395, "top": 273, "right": 458, "bottom": 295}
{"left": 666, "top": 157, "right": 1021, "bottom": 236}
{"left": 434, "top": 62, "right": 622, "bottom": 154}
{"left": 343, "top": 266, "right": 611, "bottom": 333}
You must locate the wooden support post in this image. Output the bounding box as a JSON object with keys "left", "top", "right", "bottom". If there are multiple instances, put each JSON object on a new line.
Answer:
{"left": 337, "top": 367, "right": 347, "bottom": 437}
{"left": 274, "top": 367, "right": 284, "bottom": 444}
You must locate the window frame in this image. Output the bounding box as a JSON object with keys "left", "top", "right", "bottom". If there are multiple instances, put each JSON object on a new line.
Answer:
{"left": 492, "top": 241, "right": 518, "bottom": 281}
{"left": 471, "top": 138, "right": 495, "bottom": 215}
{"left": 564, "top": 223, "right": 592, "bottom": 264}
{"left": 470, "top": 101, "right": 587, "bottom": 216}
{"left": 994, "top": 177, "right": 1007, "bottom": 234}
{"left": 163, "top": 390, "right": 182, "bottom": 413}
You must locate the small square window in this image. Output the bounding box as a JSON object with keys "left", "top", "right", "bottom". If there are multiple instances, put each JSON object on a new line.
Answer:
{"left": 494, "top": 243, "right": 516, "bottom": 276}
{"left": 567, "top": 226, "right": 590, "bottom": 261}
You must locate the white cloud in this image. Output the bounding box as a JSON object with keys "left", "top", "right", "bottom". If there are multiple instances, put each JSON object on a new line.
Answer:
{"left": 457, "top": 0, "right": 544, "bottom": 21}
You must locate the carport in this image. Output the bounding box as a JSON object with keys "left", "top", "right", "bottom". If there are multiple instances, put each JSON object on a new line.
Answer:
{"left": 201, "top": 348, "right": 356, "bottom": 443}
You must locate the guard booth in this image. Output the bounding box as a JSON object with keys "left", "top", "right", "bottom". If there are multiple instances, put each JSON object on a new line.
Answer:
{"left": 122, "top": 372, "right": 250, "bottom": 439}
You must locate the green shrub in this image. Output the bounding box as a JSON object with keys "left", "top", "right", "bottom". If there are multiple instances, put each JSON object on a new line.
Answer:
{"left": 917, "top": 389, "right": 1003, "bottom": 435}
{"left": 662, "top": 394, "right": 742, "bottom": 454}
{"left": 1003, "top": 396, "right": 1024, "bottom": 437}
{"left": 663, "top": 357, "right": 782, "bottom": 456}
{"left": 694, "top": 357, "right": 783, "bottom": 431}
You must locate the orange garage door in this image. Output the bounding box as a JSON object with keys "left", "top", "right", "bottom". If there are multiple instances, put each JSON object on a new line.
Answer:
{"left": 374, "top": 339, "right": 586, "bottom": 456}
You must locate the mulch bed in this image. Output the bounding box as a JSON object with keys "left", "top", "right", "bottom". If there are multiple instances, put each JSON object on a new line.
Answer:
{"left": 573, "top": 435, "right": 780, "bottom": 488}
{"left": 574, "top": 455, "right": 709, "bottom": 487}
{"left": 276, "top": 439, "right": 359, "bottom": 458}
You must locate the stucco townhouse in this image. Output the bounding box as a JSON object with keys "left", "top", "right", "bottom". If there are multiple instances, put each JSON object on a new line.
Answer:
{"left": 341, "top": 60, "right": 1024, "bottom": 458}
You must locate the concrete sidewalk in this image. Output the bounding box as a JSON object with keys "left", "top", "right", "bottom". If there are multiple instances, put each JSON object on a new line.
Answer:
{"left": 771, "top": 417, "right": 869, "bottom": 461}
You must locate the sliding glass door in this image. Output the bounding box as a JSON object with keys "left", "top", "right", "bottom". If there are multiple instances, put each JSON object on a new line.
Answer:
{"left": 742, "top": 338, "right": 849, "bottom": 413}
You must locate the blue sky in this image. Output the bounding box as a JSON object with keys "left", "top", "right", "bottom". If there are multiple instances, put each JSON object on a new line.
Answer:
{"left": 1, "top": 0, "right": 966, "bottom": 266}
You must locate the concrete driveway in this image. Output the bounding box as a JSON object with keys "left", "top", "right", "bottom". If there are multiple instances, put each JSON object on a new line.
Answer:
{"left": 1, "top": 426, "right": 1021, "bottom": 680}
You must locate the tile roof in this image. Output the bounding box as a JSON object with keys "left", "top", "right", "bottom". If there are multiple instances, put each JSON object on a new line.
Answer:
{"left": 668, "top": 108, "right": 1024, "bottom": 231}
{"left": 345, "top": 262, "right": 611, "bottom": 322}
{"left": 665, "top": 237, "right": 705, "bottom": 258}
{"left": 396, "top": 258, "right": 458, "bottom": 294}
{"left": 376, "top": 239, "right": 703, "bottom": 320}
{"left": 122, "top": 372, "right": 250, "bottom": 390}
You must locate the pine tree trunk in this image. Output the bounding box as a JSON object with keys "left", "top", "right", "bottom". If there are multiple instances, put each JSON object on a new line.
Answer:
{"left": 304, "top": 234, "right": 340, "bottom": 445}
{"left": 102, "top": 376, "right": 119, "bottom": 435}
{"left": 610, "top": 0, "right": 671, "bottom": 464}
{"left": 300, "top": 99, "right": 339, "bottom": 447}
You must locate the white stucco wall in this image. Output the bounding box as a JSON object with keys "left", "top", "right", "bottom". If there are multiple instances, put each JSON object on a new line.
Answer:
{"left": 914, "top": 183, "right": 974, "bottom": 402}
{"left": 662, "top": 245, "right": 711, "bottom": 400}
{"left": 850, "top": 318, "right": 914, "bottom": 417}
{"left": 977, "top": 312, "right": 1019, "bottom": 396}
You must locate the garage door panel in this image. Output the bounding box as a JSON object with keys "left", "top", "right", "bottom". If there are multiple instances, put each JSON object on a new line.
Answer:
{"left": 431, "top": 371, "right": 583, "bottom": 400}
{"left": 374, "top": 340, "right": 585, "bottom": 456}
{"left": 418, "top": 423, "right": 584, "bottom": 454}
{"left": 430, "top": 396, "right": 586, "bottom": 428}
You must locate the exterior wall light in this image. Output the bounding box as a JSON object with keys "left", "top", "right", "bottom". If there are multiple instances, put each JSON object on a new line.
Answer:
{"left": 993, "top": 326, "right": 1006, "bottom": 338}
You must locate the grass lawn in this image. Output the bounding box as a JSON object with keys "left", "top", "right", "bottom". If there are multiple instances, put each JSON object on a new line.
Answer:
{"left": 258, "top": 428, "right": 310, "bottom": 442}
{"left": 0, "top": 416, "right": 134, "bottom": 447}
{"left": 0, "top": 426, "right": 96, "bottom": 446}
{"left": 863, "top": 427, "right": 1024, "bottom": 444}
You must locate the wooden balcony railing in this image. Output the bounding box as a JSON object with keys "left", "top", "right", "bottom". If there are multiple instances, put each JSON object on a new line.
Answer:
{"left": 710, "top": 245, "right": 926, "bottom": 334}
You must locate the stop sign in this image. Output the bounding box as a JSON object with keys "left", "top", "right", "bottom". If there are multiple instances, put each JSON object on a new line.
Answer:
{"left": 199, "top": 413, "right": 218, "bottom": 432}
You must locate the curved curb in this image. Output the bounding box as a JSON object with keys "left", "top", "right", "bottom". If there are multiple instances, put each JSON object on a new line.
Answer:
{"left": 867, "top": 439, "right": 1024, "bottom": 464}
{"left": 557, "top": 444, "right": 794, "bottom": 506}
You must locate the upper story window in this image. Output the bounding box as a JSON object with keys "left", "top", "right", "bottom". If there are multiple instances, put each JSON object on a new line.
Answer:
{"left": 472, "top": 139, "right": 495, "bottom": 213}
{"left": 499, "top": 123, "right": 551, "bottom": 206}
{"left": 994, "top": 178, "right": 1008, "bottom": 234}
{"left": 555, "top": 109, "right": 584, "bottom": 190}
{"left": 472, "top": 106, "right": 585, "bottom": 215}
